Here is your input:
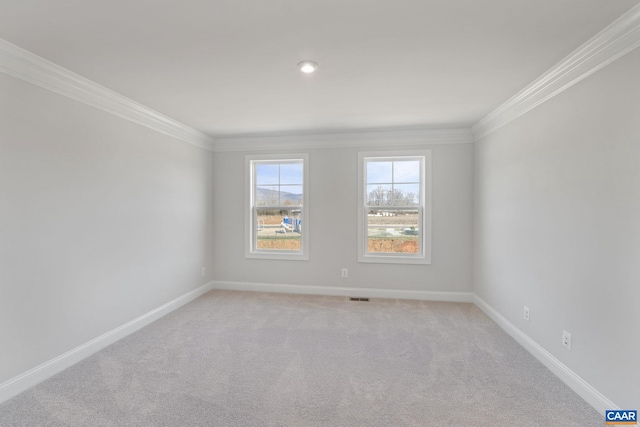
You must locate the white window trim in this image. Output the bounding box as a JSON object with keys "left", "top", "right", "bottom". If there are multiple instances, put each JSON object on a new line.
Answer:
{"left": 245, "top": 153, "right": 309, "bottom": 261}
{"left": 357, "top": 150, "right": 432, "bottom": 265}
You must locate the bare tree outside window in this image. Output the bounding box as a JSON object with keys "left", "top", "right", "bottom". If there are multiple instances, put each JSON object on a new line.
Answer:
{"left": 364, "top": 158, "right": 422, "bottom": 254}
{"left": 367, "top": 186, "right": 418, "bottom": 207}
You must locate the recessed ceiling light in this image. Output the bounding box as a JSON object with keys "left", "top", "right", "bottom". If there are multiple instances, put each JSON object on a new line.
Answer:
{"left": 298, "top": 60, "right": 318, "bottom": 74}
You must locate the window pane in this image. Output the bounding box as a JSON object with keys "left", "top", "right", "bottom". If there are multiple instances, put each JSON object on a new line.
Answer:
{"left": 279, "top": 162, "right": 303, "bottom": 185}
{"left": 280, "top": 185, "right": 303, "bottom": 206}
{"left": 255, "top": 163, "right": 279, "bottom": 185}
{"left": 366, "top": 161, "right": 392, "bottom": 184}
{"left": 366, "top": 209, "right": 419, "bottom": 253}
{"left": 248, "top": 154, "right": 308, "bottom": 260}
{"left": 391, "top": 183, "right": 419, "bottom": 206}
{"left": 255, "top": 208, "right": 302, "bottom": 251}
{"left": 256, "top": 186, "right": 279, "bottom": 206}
{"left": 393, "top": 160, "right": 420, "bottom": 183}
{"left": 366, "top": 184, "right": 392, "bottom": 206}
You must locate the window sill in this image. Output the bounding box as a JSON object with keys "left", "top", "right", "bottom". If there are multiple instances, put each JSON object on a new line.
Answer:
{"left": 246, "top": 251, "right": 309, "bottom": 261}
{"left": 358, "top": 254, "right": 431, "bottom": 265}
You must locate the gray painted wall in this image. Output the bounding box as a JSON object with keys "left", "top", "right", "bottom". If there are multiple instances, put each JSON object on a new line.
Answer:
{"left": 212, "top": 143, "right": 474, "bottom": 293}
{"left": 0, "top": 73, "right": 215, "bottom": 384}
{"left": 473, "top": 47, "right": 640, "bottom": 408}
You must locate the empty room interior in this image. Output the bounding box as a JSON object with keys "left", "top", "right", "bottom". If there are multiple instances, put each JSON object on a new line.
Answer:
{"left": 1, "top": 1, "right": 639, "bottom": 425}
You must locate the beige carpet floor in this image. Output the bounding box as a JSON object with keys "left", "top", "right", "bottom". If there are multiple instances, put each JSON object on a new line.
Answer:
{"left": 0, "top": 290, "right": 602, "bottom": 426}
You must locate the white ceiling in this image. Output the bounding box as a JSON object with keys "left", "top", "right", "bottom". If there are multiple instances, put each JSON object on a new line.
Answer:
{"left": 0, "top": 0, "right": 637, "bottom": 137}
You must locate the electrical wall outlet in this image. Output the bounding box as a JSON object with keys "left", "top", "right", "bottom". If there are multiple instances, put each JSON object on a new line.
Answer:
{"left": 341, "top": 268, "right": 348, "bottom": 278}
{"left": 562, "top": 330, "right": 572, "bottom": 351}
{"left": 201, "top": 267, "right": 206, "bottom": 277}
{"left": 523, "top": 306, "right": 530, "bottom": 322}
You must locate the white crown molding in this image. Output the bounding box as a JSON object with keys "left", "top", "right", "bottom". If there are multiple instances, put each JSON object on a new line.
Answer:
{"left": 473, "top": 295, "right": 618, "bottom": 415}
{"left": 212, "top": 280, "right": 474, "bottom": 303}
{"left": 472, "top": 3, "right": 640, "bottom": 141}
{"left": 0, "top": 281, "right": 215, "bottom": 405}
{"left": 0, "top": 38, "right": 215, "bottom": 151}
{"left": 210, "top": 127, "right": 473, "bottom": 152}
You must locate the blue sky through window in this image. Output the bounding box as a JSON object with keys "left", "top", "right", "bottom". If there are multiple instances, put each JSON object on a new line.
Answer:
{"left": 256, "top": 162, "right": 303, "bottom": 188}
{"left": 255, "top": 163, "right": 279, "bottom": 185}
{"left": 255, "top": 161, "right": 304, "bottom": 205}
{"left": 366, "top": 159, "right": 420, "bottom": 206}
{"left": 366, "top": 160, "right": 419, "bottom": 184}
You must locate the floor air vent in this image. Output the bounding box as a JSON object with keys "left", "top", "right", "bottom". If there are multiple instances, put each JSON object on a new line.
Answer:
{"left": 349, "top": 297, "right": 370, "bottom": 302}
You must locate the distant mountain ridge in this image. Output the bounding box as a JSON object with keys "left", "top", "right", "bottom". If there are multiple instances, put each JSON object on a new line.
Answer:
{"left": 256, "top": 187, "right": 302, "bottom": 205}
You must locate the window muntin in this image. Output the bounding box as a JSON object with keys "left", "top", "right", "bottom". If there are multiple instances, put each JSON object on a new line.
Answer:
{"left": 246, "top": 155, "right": 308, "bottom": 260}
{"left": 358, "top": 152, "right": 431, "bottom": 264}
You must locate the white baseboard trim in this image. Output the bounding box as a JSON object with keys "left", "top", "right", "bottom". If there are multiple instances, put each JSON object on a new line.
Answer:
{"left": 0, "top": 281, "right": 616, "bottom": 415}
{"left": 473, "top": 295, "right": 617, "bottom": 415}
{"left": 0, "top": 281, "right": 215, "bottom": 405}
{"left": 211, "top": 280, "right": 473, "bottom": 303}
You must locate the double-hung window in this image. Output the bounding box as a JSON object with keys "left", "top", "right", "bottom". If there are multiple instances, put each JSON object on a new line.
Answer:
{"left": 358, "top": 151, "right": 431, "bottom": 264}
{"left": 246, "top": 154, "right": 309, "bottom": 260}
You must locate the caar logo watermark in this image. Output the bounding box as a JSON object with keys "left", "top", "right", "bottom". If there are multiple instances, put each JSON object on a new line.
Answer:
{"left": 606, "top": 410, "right": 637, "bottom": 425}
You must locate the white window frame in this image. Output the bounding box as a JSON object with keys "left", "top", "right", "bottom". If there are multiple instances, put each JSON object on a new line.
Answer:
{"left": 358, "top": 150, "right": 432, "bottom": 264}
{"left": 245, "top": 153, "right": 309, "bottom": 261}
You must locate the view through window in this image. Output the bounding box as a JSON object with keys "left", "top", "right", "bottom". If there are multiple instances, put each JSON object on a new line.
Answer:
{"left": 365, "top": 158, "right": 421, "bottom": 254}
{"left": 359, "top": 151, "right": 431, "bottom": 264}
{"left": 247, "top": 155, "right": 308, "bottom": 260}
